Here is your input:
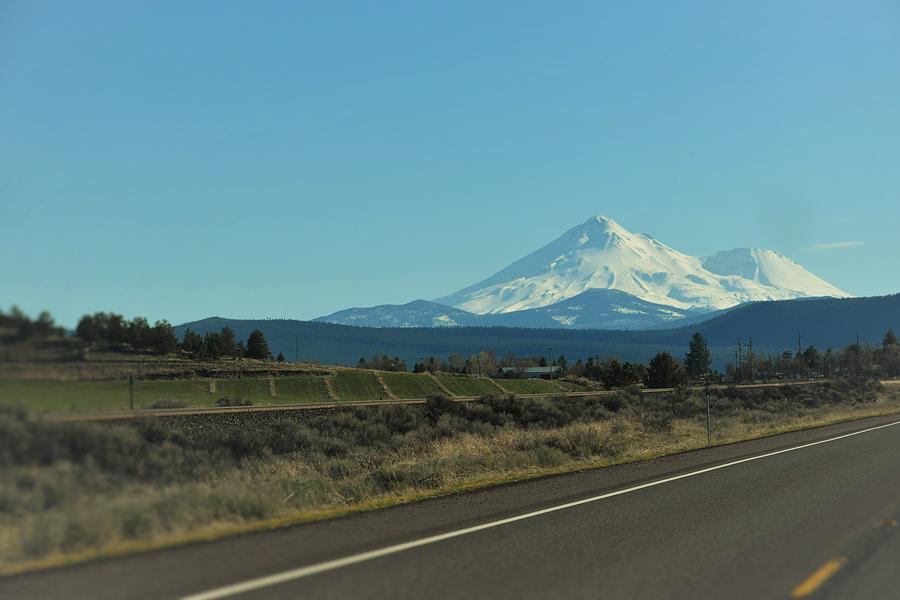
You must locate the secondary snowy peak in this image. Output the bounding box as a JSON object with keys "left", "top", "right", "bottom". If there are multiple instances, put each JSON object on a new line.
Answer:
{"left": 436, "top": 215, "right": 849, "bottom": 314}
{"left": 314, "top": 300, "right": 479, "bottom": 328}
{"left": 702, "top": 249, "right": 849, "bottom": 298}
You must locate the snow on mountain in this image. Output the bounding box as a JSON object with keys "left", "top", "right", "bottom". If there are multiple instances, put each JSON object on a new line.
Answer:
{"left": 314, "top": 291, "right": 719, "bottom": 330}
{"left": 701, "top": 248, "right": 848, "bottom": 298}
{"left": 481, "top": 289, "right": 718, "bottom": 330}
{"left": 313, "top": 300, "right": 480, "bottom": 328}
{"left": 436, "top": 215, "right": 850, "bottom": 314}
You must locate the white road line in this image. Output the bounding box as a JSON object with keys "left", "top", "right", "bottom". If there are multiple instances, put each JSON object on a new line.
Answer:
{"left": 182, "top": 419, "right": 900, "bottom": 600}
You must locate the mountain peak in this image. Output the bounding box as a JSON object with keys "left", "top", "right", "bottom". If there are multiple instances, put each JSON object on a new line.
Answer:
{"left": 571, "top": 215, "right": 635, "bottom": 249}
{"left": 436, "top": 216, "right": 849, "bottom": 314}
{"left": 584, "top": 214, "right": 627, "bottom": 232}
{"left": 702, "top": 248, "right": 848, "bottom": 297}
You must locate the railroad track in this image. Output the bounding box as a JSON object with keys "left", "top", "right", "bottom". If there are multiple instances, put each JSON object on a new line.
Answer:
{"left": 36, "top": 378, "right": 892, "bottom": 422}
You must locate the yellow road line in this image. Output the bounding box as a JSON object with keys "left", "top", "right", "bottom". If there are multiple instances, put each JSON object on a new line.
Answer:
{"left": 790, "top": 558, "right": 846, "bottom": 598}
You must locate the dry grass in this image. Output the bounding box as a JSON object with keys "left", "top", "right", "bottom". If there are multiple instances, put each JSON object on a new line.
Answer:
{"left": 1, "top": 381, "right": 897, "bottom": 574}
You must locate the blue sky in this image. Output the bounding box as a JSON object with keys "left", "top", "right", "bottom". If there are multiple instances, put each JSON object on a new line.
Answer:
{"left": 2, "top": 1, "right": 899, "bottom": 327}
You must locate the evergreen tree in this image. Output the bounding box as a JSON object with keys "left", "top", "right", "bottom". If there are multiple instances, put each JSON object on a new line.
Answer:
{"left": 220, "top": 327, "right": 239, "bottom": 357}
{"left": 276, "top": 352, "right": 286, "bottom": 362}
{"left": 645, "top": 352, "right": 687, "bottom": 388}
{"left": 128, "top": 317, "right": 151, "bottom": 349}
{"left": 149, "top": 320, "right": 178, "bottom": 354}
{"left": 34, "top": 311, "right": 60, "bottom": 337}
{"left": 880, "top": 329, "right": 900, "bottom": 377}
{"left": 107, "top": 314, "right": 126, "bottom": 347}
{"left": 684, "top": 332, "right": 711, "bottom": 378}
{"left": 182, "top": 329, "right": 204, "bottom": 355}
{"left": 245, "top": 329, "right": 271, "bottom": 360}
{"left": 203, "top": 328, "right": 239, "bottom": 358}
{"left": 76, "top": 314, "right": 101, "bottom": 343}
{"left": 802, "top": 345, "right": 820, "bottom": 373}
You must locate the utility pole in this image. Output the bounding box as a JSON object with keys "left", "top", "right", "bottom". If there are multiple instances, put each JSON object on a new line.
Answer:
{"left": 748, "top": 337, "right": 754, "bottom": 383}
{"left": 797, "top": 332, "right": 803, "bottom": 381}
{"left": 856, "top": 334, "right": 861, "bottom": 378}
{"left": 734, "top": 350, "right": 740, "bottom": 384}
{"left": 737, "top": 338, "right": 743, "bottom": 384}
{"left": 295, "top": 335, "right": 300, "bottom": 364}
{"left": 129, "top": 375, "right": 134, "bottom": 411}
{"left": 548, "top": 346, "right": 553, "bottom": 383}
{"left": 705, "top": 372, "right": 711, "bottom": 446}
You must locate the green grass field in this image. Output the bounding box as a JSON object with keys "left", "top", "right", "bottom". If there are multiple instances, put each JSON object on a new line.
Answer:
{"left": 554, "top": 380, "right": 590, "bottom": 392}
{"left": 329, "top": 370, "right": 385, "bottom": 401}
{"left": 0, "top": 379, "right": 213, "bottom": 411}
{"left": 380, "top": 371, "right": 446, "bottom": 398}
{"left": 0, "top": 371, "right": 587, "bottom": 412}
{"left": 215, "top": 378, "right": 275, "bottom": 404}
{"left": 0, "top": 375, "right": 337, "bottom": 411}
{"left": 275, "top": 376, "right": 332, "bottom": 403}
{"left": 433, "top": 375, "right": 502, "bottom": 397}
{"left": 494, "top": 378, "right": 563, "bottom": 394}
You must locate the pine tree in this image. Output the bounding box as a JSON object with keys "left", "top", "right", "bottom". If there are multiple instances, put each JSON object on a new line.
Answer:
{"left": 76, "top": 314, "right": 101, "bottom": 343}
{"left": 245, "top": 329, "right": 271, "bottom": 360}
{"left": 149, "top": 320, "right": 178, "bottom": 354}
{"left": 684, "top": 332, "right": 711, "bottom": 378}
{"left": 220, "top": 327, "right": 239, "bottom": 357}
{"left": 182, "top": 329, "right": 204, "bottom": 355}
{"left": 276, "top": 352, "right": 286, "bottom": 362}
{"left": 645, "top": 352, "right": 687, "bottom": 388}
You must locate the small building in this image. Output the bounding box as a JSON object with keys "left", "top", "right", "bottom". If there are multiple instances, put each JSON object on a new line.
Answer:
{"left": 498, "top": 366, "right": 561, "bottom": 379}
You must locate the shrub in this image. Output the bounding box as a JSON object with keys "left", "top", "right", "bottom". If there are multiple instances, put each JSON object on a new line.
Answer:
{"left": 424, "top": 395, "right": 455, "bottom": 424}
{"left": 215, "top": 397, "right": 252, "bottom": 407}
{"left": 149, "top": 399, "right": 187, "bottom": 409}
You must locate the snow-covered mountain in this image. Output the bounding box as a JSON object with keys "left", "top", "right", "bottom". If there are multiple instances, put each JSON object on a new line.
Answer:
{"left": 436, "top": 215, "right": 849, "bottom": 314}
{"left": 315, "top": 290, "right": 720, "bottom": 330}
{"left": 315, "top": 215, "right": 849, "bottom": 330}
{"left": 313, "top": 300, "right": 480, "bottom": 328}
{"left": 701, "top": 248, "right": 847, "bottom": 298}
{"left": 477, "top": 289, "right": 718, "bottom": 330}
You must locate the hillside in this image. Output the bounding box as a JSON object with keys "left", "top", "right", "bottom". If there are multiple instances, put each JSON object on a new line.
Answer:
{"left": 178, "top": 294, "right": 900, "bottom": 369}
{"left": 315, "top": 290, "right": 716, "bottom": 330}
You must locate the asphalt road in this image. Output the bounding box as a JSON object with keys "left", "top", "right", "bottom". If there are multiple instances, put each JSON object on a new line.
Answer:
{"left": 3, "top": 413, "right": 900, "bottom": 600}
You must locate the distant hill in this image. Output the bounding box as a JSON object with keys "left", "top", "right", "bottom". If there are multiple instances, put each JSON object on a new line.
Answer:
{"left": 314, "top": 300, "right": 482, "bottom": 328}
{"left": 177, "top": 294, "right": 900, "bottom": 369}
{"left": 314, "top": 290, "right": 717, "bottom": 330}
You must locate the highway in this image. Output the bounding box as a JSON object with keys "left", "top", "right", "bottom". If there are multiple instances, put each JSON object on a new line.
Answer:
{"left": 3, "top": 413, "right": 900, "bottom": 599}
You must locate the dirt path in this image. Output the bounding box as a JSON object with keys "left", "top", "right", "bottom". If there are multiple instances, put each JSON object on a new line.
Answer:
{"left": 372, "top": 370, "right": 398, "bottom": 400}
{"left": 323, "top": 376, "right": 339, "bottom": 401}
{"left": 427, "top": 373, "right": 455, "bottom": 397}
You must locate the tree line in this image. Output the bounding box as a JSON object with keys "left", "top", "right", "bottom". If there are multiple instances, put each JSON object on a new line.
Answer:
{"left": 7, "top": 305, "right": 899, "bottom": 385}
{"left": 0, "top": 306, "right": 65, "bottom": 341}
{"left": 158, "top": 325, "right": 278, "bottom": 361}
{"left": 723, "top": 329, "right": 900, "bottom": 382}
{"left": 404, "top": 329, "right": 900, "bottom": 389}
{"left": 75, "top": 313, "right": 179, "bottom": 355}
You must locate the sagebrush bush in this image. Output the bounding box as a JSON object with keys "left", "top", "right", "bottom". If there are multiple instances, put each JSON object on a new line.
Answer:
{"left": 0, "top": 379, "right": 892, "bottom": 565}
{"left": 215, "top": 397, "right": 252, "bottom": 407}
